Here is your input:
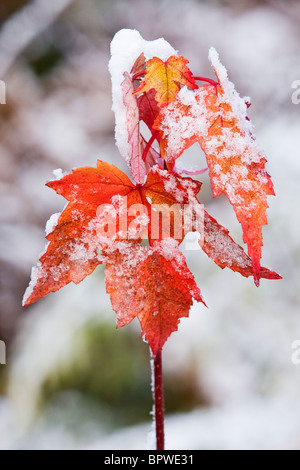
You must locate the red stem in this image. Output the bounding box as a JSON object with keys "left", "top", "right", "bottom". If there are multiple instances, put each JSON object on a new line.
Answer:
{"left": 193, "top": 76, "right": 219, "bottom": 87}
{"left": 132, "top": 71, "right": 145, "bottom": 81}
{"left": 142, "top": 130, "right": 160, "bottom": 162}
{"left": 153, "top": 351, "right": 165, "bottom": 450}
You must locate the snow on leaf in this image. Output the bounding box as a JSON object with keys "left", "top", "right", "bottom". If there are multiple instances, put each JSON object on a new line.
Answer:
{"left": 154, "top": 50, "right": 275, "bottom": 285}
{"left": 22, "top": 163, "right": 204, "bottom": 307}
{"left": 109, "top": 29, "right": 177, "bottom": 166}
{"left": 143, "top": 167, "right": 203, "bottom": 243}
{"left": 150, "top": 168, "right": 280, "bottom": 281}
{"left": 22, "top": 202, "right": 103, "bottom": 307}
{"left": 202, "top": 211, "right": 281, "bottom": 281}
{"left": 23, "top": 161, "right": 137, "bottom": 307}
{"left": 135, "top": 56, "right": 198, "bottom": 107}
{"left": 104, "top": 240, "right": 206, "bottom": 356}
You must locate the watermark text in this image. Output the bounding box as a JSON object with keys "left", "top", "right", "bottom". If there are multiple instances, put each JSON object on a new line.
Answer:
{"left": 95, "top": 197, "right": 204, "bottom": 250}
{"left": 291, "top": 340, "right": 300, "bottom": 365}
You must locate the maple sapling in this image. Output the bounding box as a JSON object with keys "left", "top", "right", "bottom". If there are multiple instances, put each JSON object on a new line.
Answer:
{"left": 23, "top": 29, "right": 281, "bottom": 450}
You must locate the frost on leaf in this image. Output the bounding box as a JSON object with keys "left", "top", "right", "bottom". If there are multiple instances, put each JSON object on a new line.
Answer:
{"left": 150, "top": 168, "right": 280, "bottom": 281}
{"left": 202, "top": 211, "right": 281, "bottom": 281}
{"left": 143, "top": 167, "right": 203, "bottom": 244}
{"left": 23, "top": 161, "right": 138, "bottom": 307}
{"left": 154, "top": 49, "right": 275, "bottom": 285}
{"left": 104, "top": 240, "right": 206, "bottom": 356}
{"left": 22, "top": 163, "right": 205, "bottom": 307}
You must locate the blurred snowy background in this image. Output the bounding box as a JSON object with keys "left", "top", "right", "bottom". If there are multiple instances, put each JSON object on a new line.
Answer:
{"left": 0, "top": 0, "right": 299, "bottom": 450}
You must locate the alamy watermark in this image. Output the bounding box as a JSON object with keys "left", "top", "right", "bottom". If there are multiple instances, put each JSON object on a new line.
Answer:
{"left": 0, "top": 80, "right": 6, "bottom": 105}
{"left": 291, "top": 340, "right": 300, "bottom": 366}
{"left": 292, "top": 80, "right": 300, "bottom": 105}
{"left": 0, "top": 340, "right": 6, "bottom": 365}
{"left": 94, "top": 196, "right": 204, "bottom": 250}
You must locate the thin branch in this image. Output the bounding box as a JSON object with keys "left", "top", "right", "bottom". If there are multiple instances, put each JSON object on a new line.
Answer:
{"left": 142, "top": 130, "right": 160, "bottom": 162}
{"left": 193, "top": 76, "right": 218, "bottom": 87}
{"left": 152, "top": 351, "right": 165, "bottom": 450}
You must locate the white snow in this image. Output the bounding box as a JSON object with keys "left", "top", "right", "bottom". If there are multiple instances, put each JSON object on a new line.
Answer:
{"left": 52, "top": 169, "right": 67, "bottom": 181}
{"left": 154, "top": 238, "right": 183, "bottom": 267}
{"left": 45, "top": 212, "right": 61, "bottom": 236}
{"left": 22, "top": 262, "right": 42, "bottom": 307}
{"left": 208, "top": 47, "right": 257, "bottom": 156}
{"left": 157, "top": 86, "right": 213, "bottom": 162}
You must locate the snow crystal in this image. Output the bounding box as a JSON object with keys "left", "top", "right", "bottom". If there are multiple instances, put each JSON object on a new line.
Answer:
{"left": 52, "top": 168, "right": 68, "bottom": 180}
{"left": 109, "top": 29, "right": 177, "bottom": 164}
{"left": 127, "top": 212, "right": 149, "bottom": 240}
{"left": 152, "top": 166, "right": 185, "bottom": 203}
{"left": 22, "top": 263, "right": 42, "bottom": 306}
{"left": 22, "top": 234, "right": 53, "bottom": 306}
{"left": 158, "top": 86, "right": 213, "bottom": 162}
{"left": 152, "top": 166, "right": 199, "bottom": 206}
{"left": 68, "top": 242, "right": 95, "bottom": 263}
{"left": 154, "top": 238, "right": 183, "bottom": 266}
{"left": 177, "top": 86, "right": 198, "bottom": 107}
{"left": 45, "top": 212, "right": 61, "bottom": 236}
{"left": 208, "top": 47, "right": 228, "bottom": 82}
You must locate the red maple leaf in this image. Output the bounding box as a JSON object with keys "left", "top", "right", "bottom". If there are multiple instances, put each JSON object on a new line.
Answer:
{"left": 153, "top": 50, "right": 275, "bottom": 285}
{"left": 104, "top": 240, "right": 205, "bottom": 355}
{"left": 147, "top": 166, "right": 280, "bottom": 281}
{"left": 21, "top": 163, "right": 199, "bottom": 306}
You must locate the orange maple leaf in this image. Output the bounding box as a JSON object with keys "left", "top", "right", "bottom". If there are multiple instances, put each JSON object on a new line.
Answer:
{"left": 135, "top": 56, "right": 197, "bottom": 107}
{"left": 150, "top": 167, "right": 280, "bottom": 281}
{"left": 154, "top": 54, "right": 275, "bottom": 285}
{"left": 22, "top": 163, "right": 199, "bottom": 307}
{"left": 22, "top": 162, "right": 137, "bottom": 307}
